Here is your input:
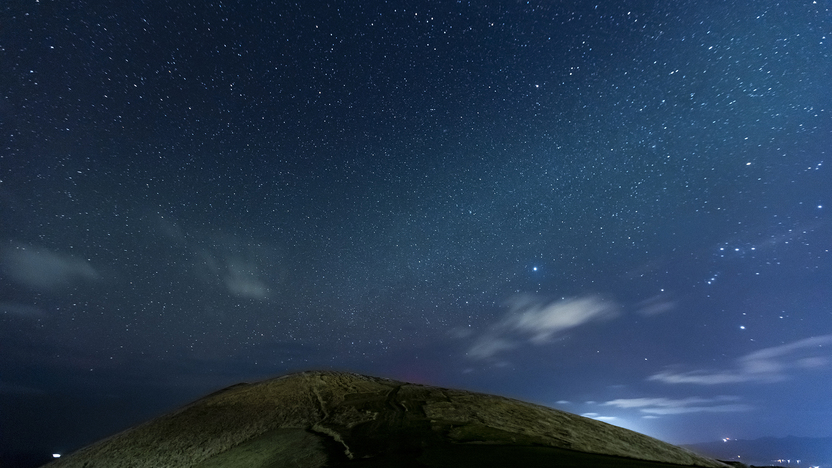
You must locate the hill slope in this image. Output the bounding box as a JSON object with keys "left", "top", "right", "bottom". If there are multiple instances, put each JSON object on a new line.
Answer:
{"left": 44, "top": 370, "right": 727, "bottom": 468}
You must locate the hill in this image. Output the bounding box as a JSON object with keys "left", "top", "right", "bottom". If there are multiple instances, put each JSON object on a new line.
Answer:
{"left": 43, "top": 370, "right": 728, "bottom": 468}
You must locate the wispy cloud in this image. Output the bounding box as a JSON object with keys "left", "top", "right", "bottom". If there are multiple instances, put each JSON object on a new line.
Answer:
{"left": 603, "top": 396, "right": 752, "bottom": 415}
{"left": 195, "top": 249, "right": 273, "bottom": 301}
{"left": 467, "top": 294, "right": 617, "bottom": 359}
{"left": 0, "top": 302, "right": 46, "bottom": 319}
{"left": 650, "top": 334, "right": 832, "bottom": 385}
{"left": 223, "top": 258, "right": 271, "bottom": 300}
{"left": 0, "top": 382, "right": 44, "bottom": 395}
{"left": 1, "top": 244, "right": 99, "bottom": 291}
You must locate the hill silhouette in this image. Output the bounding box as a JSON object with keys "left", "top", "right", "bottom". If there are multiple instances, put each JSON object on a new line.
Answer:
{"left": 43, "top": 370, "right": 728, "bottom": 468}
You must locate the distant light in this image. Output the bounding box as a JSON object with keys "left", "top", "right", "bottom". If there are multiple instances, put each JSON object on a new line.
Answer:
{"left": 52, "top": 454, "right": 61, "bottom": 458}
{"left": 532, "top": 266, "right": 538, "bottom": 271}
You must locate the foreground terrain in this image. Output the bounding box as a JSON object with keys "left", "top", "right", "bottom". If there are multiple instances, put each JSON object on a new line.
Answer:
{"left": 44, "top": 371, "right": 728, "bottom": 468}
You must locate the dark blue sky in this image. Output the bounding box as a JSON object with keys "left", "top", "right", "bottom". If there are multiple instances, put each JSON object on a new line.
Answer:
{"left": 2, "top": 0, "right": 831, "bottom": 460}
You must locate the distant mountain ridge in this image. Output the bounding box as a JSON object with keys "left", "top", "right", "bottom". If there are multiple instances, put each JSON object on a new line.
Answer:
{"left": 685, "top": 436, "right": 832, "bottom": 467}
{"left": 44, "top": 370, "right": 727, "bottom": 468}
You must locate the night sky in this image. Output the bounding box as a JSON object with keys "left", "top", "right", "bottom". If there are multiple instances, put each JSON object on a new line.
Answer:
{"left": 2, "top": 0, "right": 831, "bottom": 460}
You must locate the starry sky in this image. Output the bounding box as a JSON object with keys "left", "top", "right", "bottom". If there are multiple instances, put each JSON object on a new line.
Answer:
{"left": 1, "top": 0, "right": 831, "bottom": 460}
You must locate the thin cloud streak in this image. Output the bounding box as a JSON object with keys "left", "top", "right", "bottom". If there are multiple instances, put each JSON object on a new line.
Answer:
{"left": 603, "top": 396, "right": 752, "bottom": 415}
{"left": 650, "top": 334, "right": 832, "bottom": 385}
{"left": 581, "top": 412, "right": 619, "bottom": 422}
{"left": 635, "top": 294, "right": 675, "bottom": 316}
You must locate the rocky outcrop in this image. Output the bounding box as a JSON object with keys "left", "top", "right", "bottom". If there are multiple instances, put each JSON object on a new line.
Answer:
{"left": 45, "top": 370, "right": 728, "bottom": 468}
